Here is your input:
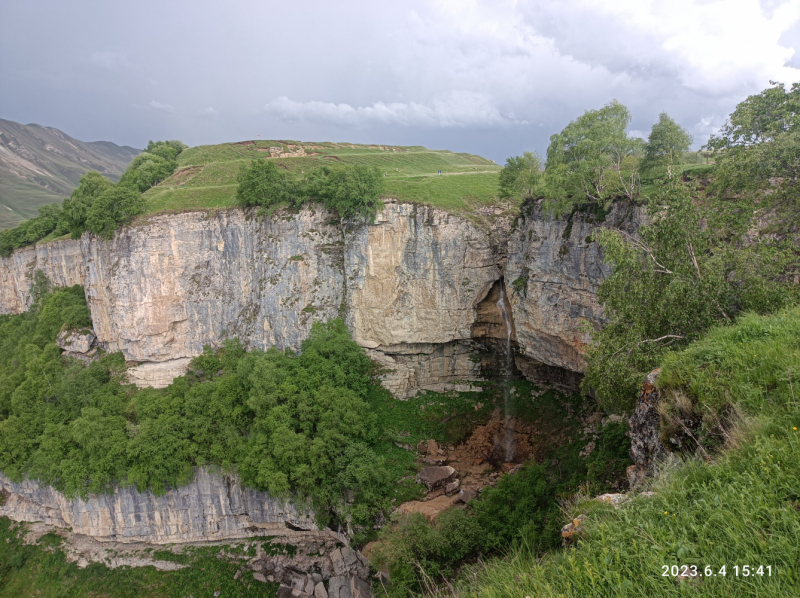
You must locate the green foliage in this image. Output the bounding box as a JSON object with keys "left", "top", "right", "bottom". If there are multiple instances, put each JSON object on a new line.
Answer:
{"left": 235, "top": 158, "right": 300, "bottom": 210}
{"left": 498, "top": 151, "right": 543, "bottom": 200}
{"left": 544, "top": 100, "right": 641, "bottom": 214}
{"left": 234, "top": 159, "right": 385, "bottom": 222}
{"left": 452, "top": 311, "right": 800, "bottom": 598}
{"left": 640, "top": 112, "right": 693, "bottom": 175}
{"left": 584, "top": 176, "right": 797, "bottom": 412}
{"left": 0, "top": 203, "right": 65, "bottom": 257}
{"left": 60, "top": 171, "right": 114, "bottom": 239}
{"left": 707, "top": 82, "right": 800, "bottom": 220}
{"left": 306, "top": 164, "right": 385, "bottom": 222}
{"left": 0, "top": 518, "right": 279, "bottom": 597}
{"left": 0, "top": 289, "right": 392, "bottom": 528}
{"left": 119, "top": 140, "right": 186, "bottom": 193}
{"left": 85, "top": 185, "right": 146, "bottom": 240}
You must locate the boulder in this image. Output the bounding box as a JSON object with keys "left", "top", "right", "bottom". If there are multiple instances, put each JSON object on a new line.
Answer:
{"left": 315, "top": 582, "right": 329, "bottom": 598}
{"left": 350, "top": 576, "right": 371, "bottom": 598}
{"left": 415, "top": 466, "right": 456, "bottom": 491}
{"left": 444, "top": 479, "right": 460, "bottom": 495}
{"left": 56, "top": 326, "right": 95, "bottom": 354}
{"left": 561, "top": 514, "right": 586, "bottom": 547}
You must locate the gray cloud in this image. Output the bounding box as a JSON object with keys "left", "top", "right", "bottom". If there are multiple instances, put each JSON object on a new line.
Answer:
{"left": 1, "top": 0, "right": 799, "bottom": 162}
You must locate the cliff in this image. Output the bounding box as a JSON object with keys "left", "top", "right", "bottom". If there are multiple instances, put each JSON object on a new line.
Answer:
{"left": 505, "top": 201, "right": 645, "bottom": 372}
{"left": 0, "top": 467, "right": 319, "bottom": 544}
{"left": 0, "top": 200, "right": 641, "bottom": 394}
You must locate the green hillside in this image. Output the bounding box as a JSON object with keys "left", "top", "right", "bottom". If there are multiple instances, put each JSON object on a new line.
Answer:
{"left": 143, "top": 140, "right": 504, "bottom": 217}
{"left": 0, "top": 119, "right": 140, "bottom": 229}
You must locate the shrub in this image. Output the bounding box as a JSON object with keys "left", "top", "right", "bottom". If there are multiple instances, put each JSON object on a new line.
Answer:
{"left": 61, "top": 172, "right": 114, "bottom": 239}
{"left": 307, "top": 164, "right": 384, "bottom": 221}
{"left": 235, "top": 159, "right": 300, "bottom": 209}
{"left": 85, "top": 186, "right": 146, "bottom": 239}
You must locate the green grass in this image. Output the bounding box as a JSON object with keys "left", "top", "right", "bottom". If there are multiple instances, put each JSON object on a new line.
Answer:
{"left": 452, "top": 308, "right": 800, "bottom": 597}
{"left": 0, "top": 519, "right": 279, "bottom": 598}
{"left": 142, "top": 140, "right": 505, "bottom": 218}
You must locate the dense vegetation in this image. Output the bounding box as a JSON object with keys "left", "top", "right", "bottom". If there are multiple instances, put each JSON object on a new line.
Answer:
{"left": 0, "top": 140, "right": 185, "bottom": 255}
{"left": 453, "top": 308, "right": 800, "bottom": 597}
{"left": 0, "top": 285, "right": 400, "bottom": 530}
{"left": 498, "top": 83, "right": 800, "bottom": 412}
{"left": 236, "top": 158, "right": 385, "bottom": 221}
{"left": 0, "top": 519, "right": 280, "bottom": 598}
{"left": 371, "top": 416, "right": 631, "bottom": 598}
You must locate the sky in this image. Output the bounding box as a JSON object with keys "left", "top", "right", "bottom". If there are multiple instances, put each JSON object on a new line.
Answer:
{"left": 2, "top": 0, "right": 800, "bottom": 163}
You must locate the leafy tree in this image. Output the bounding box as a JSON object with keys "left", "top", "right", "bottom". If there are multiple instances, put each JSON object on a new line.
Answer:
{"left": 640, "top": 112, "right": 693, "bottom": 175}
{"left": 498, "top": 151, "right": 543, "bottom": 200}
{"left": 584, "top": 177, "right": 796, "bottom": 411}
{"left": 307, "top": 164, "right": 384, "bottom": 221}
{"left": 85, "top": 186, "right": 146, "bottom": 239}
{"left": 235, "top": 159, "right": 300, "bottom": 210}
{"left": 706, "top": 81, "right": 800, "bottom": 220}
{"left": 544, "top": 100, "right": 640, "bottom": 214}
{"left": 118, "top": 153, "right": 175, "bottom": 193}
{"left": 0, "top": 203, "right": 64, "bottom": 257}
{"left": 144, "top": 140, "right": 187, "bottom": 162}
{"left": 61, "top": 172, "right": 113, "bottom": 239}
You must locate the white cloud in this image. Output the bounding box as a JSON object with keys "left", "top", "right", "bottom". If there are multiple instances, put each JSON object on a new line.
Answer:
{"left": 197, "top": 106, "right": 218, "bottom": 118}
{"left": 148, "top": 100, "right": 175, "bottom": 113}
{"left": 263, "top": 91, "right": 527, "bottom": 128}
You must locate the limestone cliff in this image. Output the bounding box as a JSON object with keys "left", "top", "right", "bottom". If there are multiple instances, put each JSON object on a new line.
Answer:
{"left": 0, "top": 467, "right": 320, "bottom": 544}
{"left": 505, "top": 201, "right": 645, "bottom": 372}
{"left": 0, "top": 200, "right": 640, "bottom": 393}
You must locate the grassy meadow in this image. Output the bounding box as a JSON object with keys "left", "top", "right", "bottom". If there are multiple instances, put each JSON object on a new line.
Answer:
{"left": 142, "top": 140, "right": 505, "bottom": 218}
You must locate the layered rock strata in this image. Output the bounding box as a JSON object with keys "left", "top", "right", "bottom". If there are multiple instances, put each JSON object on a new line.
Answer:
{"left": 0, "top": 200, "right": 637, "bottom": 393}
{"left": 505, "top": 201, "right": 645, "bottom": 371}
{"left": 0, "top": 467, "right": 320, "bottom": 544}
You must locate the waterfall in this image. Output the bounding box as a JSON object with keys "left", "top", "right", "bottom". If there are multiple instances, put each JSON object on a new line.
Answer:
{"left": 496, "top": 284, "right": 516, "bottom": 462}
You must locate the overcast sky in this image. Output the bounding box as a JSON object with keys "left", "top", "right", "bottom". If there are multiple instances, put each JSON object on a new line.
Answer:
{"left": 2, "top": 0, "right": 800, "bottom": 162}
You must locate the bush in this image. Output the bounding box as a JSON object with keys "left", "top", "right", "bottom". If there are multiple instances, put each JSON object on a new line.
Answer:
{"left": 61, "top": 172, "right": 114, "bottom": 239}
{"left": 85, "top": 186, "right": 146, "bottom": 239}
{"left": 0, "top": 203, "right": 64, "bottom": 257}
{"left": 235, "top": 159, "right": 300, "bottom": 209}
{"left": 307, "top": 164, "right": 384, "bottom": 221}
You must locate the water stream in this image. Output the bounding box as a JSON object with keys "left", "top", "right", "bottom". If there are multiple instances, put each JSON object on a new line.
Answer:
{"left": 496, "top": 284, "right": 516, "bottom": 462}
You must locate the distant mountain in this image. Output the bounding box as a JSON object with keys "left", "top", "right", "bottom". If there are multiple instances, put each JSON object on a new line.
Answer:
{"left": 0, "top": 119, "right": 140, "bottom": 229}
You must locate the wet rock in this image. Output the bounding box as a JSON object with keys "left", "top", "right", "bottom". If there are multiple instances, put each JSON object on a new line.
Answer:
{"left": 415, "top": 466, "right": 456, "bottom": 491}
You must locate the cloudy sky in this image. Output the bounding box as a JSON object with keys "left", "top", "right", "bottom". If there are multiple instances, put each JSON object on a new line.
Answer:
{"left": 2, "top": 0, "right": 800, "bottom": 162}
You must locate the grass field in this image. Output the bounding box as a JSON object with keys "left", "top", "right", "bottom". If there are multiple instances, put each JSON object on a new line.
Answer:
{"left": 142, "top": 140, "right": 505, "bottom": 218}
{"left": 452, "top": 307, "right": 800, "bottom": 598}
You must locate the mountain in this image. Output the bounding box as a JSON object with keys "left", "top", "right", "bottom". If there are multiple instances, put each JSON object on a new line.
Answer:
{"left": 0, "top": 119, "right": 140, "bottom": 229}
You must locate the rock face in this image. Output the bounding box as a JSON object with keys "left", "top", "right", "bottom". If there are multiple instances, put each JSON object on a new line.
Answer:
{"left": 627, "top": 369, "right": 669, "bottom": 487}
{"left": 0, "top": 467, "right": 320, "bottom": 544}
{"left": 0, "top": 200, "right": 641, "bottom": 394}
{"left": 505, "top": 201, "right": 645, "bottom": 371}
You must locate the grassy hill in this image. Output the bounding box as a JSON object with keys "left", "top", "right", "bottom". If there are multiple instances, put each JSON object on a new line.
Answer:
{"left": 0, "top": 119, "right": 140, "bottom": 229}
{"left": 143, "top": 140, "right": 505, "bottom": 218}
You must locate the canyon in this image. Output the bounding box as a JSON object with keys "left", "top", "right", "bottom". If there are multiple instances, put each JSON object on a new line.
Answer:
{"left": 0, "top": 200, "right": 643, "bottom": 394}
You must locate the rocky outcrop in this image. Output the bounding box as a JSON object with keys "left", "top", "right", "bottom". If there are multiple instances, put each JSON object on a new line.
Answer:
{"left": 627, "top": 369, "right": 669, "bottom": 487}
{"left": 0, "top": 467, "right": 321, "bottom": 544}
{"left": 0, "top": 200, "right": 642, "bottom": 393}
{"left": 505, "top": 201, "right": 645, "bottom": 371}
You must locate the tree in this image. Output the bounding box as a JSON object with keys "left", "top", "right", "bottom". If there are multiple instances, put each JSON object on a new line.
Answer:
{"left": 544, "top": 100, "right": 640, "bottom": 214}
{"left": 85, "top": 186, "right": 146, "bottom": 239}
{"left": 307, "top": 164, "right": 384, "bottom": 222}
{"left": 640, "top": 112, "right": 693, "bottom": 175}
{"left": 498, "top": 151, "right": 543, "bottom": 200}
{"left": 706, "top": 81, "right": 800, "bottom": 209}
{"left": 235, "top": 159, "right": 300, "bottom": 210}
{"left": 61, "top": 172, "right": 113, "bottom": 239}
{"left": 584, "top": 177, "right": 795, "bottom": 411}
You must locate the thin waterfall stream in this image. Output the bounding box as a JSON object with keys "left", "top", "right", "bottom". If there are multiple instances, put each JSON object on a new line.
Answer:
{"left": 496, "top": 284, "right": 516, "bottom": 462}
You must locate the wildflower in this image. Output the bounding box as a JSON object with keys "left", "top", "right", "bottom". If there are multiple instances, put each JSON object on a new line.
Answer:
{"left": 664, "top": 511, "right": 668, "bottom": 515}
